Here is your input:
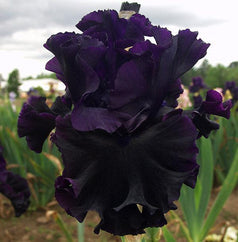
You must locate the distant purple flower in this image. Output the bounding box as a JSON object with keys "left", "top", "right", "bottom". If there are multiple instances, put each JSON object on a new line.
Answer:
{"left": 223, "top": 81, "right": 238, "bottom": 104}
{"left": 0, "top": 146, "right": 30, "bottom": 217}
{"left": 192, "top": 90, "right": 232, "bottom": 137}
{"left": 17, "top": 9, "right": 231, "bottom": 236}
{"left": 189, "top": 77, "right": 207, "bottom": 93}
{"left": 224, "top": 81, "right": 236, "bottom": 93}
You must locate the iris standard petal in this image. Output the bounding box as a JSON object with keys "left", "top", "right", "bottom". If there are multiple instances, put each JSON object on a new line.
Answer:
{"left": 173, "top": 29, "right": 210, "bottom": 79}
{"left": 109, "top": 59, "right": 152, "bottom": 109}
{"left": 76, "top": 10, "right": 127, "bottom": 44}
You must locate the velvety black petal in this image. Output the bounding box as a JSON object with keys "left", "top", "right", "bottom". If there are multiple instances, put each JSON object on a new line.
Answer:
{"left": 199, "top": 90, "right": 232, "bottom": 118}
{"left": 52, "top": 111, "right": 198, "bottom": 235}
{"left": 18, "top": 96, "right": 70, "bottom": 153}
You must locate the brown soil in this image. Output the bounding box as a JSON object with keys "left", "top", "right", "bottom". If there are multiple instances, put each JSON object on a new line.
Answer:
{"left": 0, "top": 189, "right": 237, "bottom": 242}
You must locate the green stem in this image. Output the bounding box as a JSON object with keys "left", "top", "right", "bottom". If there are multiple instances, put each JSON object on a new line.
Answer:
{"left": 78, "top": 222, "right": 84, "bottom": 242}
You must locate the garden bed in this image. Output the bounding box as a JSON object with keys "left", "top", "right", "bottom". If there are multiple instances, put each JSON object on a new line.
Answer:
{"left": 0, "top": 189, "right": 237, "bottom": 242}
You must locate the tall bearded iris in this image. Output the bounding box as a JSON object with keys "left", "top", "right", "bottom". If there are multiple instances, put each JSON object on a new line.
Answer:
{"left": 18, "top": 10, "right": 232, "bottom": 235}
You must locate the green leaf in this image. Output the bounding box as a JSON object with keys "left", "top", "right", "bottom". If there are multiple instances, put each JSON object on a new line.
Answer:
{"left": 162, "top": 227, "right": 176, "bottom": 242}
{"left": 200, "top": 148, "right": 238, "bottom": 241}
{"left": 196, "top": 138, "right": 214, "bottom": 226}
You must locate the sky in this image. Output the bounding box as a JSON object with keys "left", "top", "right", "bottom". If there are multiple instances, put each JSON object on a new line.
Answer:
{"left": 1, "top": 0, "right": 238, "bottom": 79}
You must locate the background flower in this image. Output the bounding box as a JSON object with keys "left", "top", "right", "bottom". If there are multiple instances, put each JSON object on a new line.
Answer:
{"left": 0, "top": 145, "right": 30, "bottom": 217}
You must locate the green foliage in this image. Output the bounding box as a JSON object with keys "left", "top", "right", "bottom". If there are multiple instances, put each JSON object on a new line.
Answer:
{"left": 181, "top": 59, "right": 238, "bottom": 88}
{"left": 211, "top": 104, "right": 238, "bottom": 184}
{"left": 36, "top": 72, "right": 57, "bottom": 79}
{"left": 7, "top": 69, "right": 21, "bottom": 97}
{"left": 176, "top": 137, "right": 238, "bottom": 242}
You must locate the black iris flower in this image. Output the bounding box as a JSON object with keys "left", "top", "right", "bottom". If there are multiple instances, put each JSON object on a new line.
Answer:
{"left": 17, "top": 10, "right": 232, "bottom": 235}
{"left": 0, "top": 146, "right": 30, "bottom": 217}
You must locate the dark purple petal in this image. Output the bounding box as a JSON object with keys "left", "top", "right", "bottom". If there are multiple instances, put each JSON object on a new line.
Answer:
{"left": 45, "top": 57, "right": 66, "bottom": 83}
{"left": 44, "top": 32, "right": 77, "bottom": 61}
{"left": 18, "top": 96, "right": 70, "bottom": 153}
{"left": 192, "top": 111, "right": 219, "bottom": 138}
{"left": 45, "top": 33, "right": 105, "bottom": 97}
{"left": 66, "top": 55, "right": 101, "bottom": 101}
{"left": 52, "top": 111, "right": 198, "bottom": 235}
{"left": 174, "top": 30, "right": 210, "bottom": 79}
{"left": 71, "top": 103, "right": 131, "bottom": 133}
{"left": 125, "top": 14, "right": 152, "bottom": 41}
{"left": 199, "top": 90, "right": 232, "bottom": 118}
{"left": 76, "top": 10, "right": 127, "bottom": 44}
{"left": 123, "top": 101, "right": 151, "bottom": 133}
{"left": 165, "top": 79, "right": 183, "bottom": 108}
{"left": 109, "top": 59, "right": 152, "bottom": 109}
{"left": 18, "top": 97, "right": 56, "bottom": 153}
{"left": 152, "top": 26, "right": 172, "bottom": 48}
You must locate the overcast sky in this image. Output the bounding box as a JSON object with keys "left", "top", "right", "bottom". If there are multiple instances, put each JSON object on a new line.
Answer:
{"left": 1, "top": 0, "right": 238, "bottom": 79}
